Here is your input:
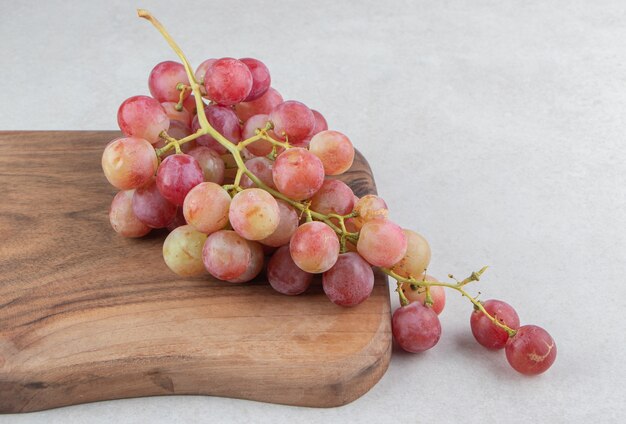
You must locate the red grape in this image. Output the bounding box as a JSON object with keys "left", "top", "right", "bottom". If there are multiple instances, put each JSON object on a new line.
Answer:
{"left": 117, "top": 95, "right": 170, "bottom": 144}
{"left": 102, "top": 137, "right": 158, "bottom": 190}
{"left": 202, "top": 230, "right": 252, "bottom": 280}
{"left": 505, "top": 325, "right": 556, "bottom": 375}
{"left": 391, "top": 230, "right": 431, "bottom": 279}
{"left": 290, "top": 221, "right": 339, "bottom": 273}
{"left": 166, "top": 207, "right": 187, "bottom": 232}
{"left": 229, "top": 188, "right": 280, "bottom": 240}
{"left": 357, "top": 219, "right": 407, "bottom": 267}
{"left": 402, "top": 275, "right": 446, "bottom": 315}
{"left": 109, "top": 190, "right": 151, "bottom": 238}
{"left": 311, "top": 110, "right": 328, "bottom": 135}
{"left": 187, "top": 146, "right": 225, "bottom": 184}
{"left": 226, "top": 240, "right": 264, "bottom": 283}
{"left": 240, "top": 58, "right": 271, "bottom": 101}
{"left": 182, "top": 93, "right": 200, "bottom": 114}
{"left": 242, "top": 114, "right": 273, "bottom": 156}
{"left": 194, "top": 58, "right": 216, "bottom": 83}
{"left": 269, "top": 101, "right": 315, "bottom": 143}
{"left": 167, "top": 120, "right": 193, "bottom": 141}
{"left": 161, "top": 101, "right": 192, "bottom": 126}
{"left": 132, "top": 179, "right": 177, "bottom": 228}
{"left": 470, "top": 299, "right": 520, "bottom": 350}
{"left": 310, "top": 179, "right": 355, "bottom": 216}
{"left": 191, "top": 105, "right": 241, "bottom": 154}
{"left": 260, "top": 199, "right": 299, "bottom": 247}
{"left": 393, "top": 302, "right": 442, "bottom": 353}
{"left": 204, "top": 57, "right": 253, "bottom": 106}
{"left": 322, "top": 252, "right": 374, "bottom": 307}
{"left": 156, "top": 154, "right": 203, "bottom": 206}
{"left": 183, "top": 182, "right": 231, "bottom": 234}
{"left": 267, "top": 245, "right": 313, "bottom": 295}
{"left": 309, "top": 130, "right": 355, "bottom": 176}
{"left": 149, "top": 61, "right": 190, "bottom": 103}
{"left": 163, "top": 225, "right": 208, "bottom": 277}
{"left": 240, "top": 157, "right": 276, "bottom": 189}
{"left": 272, "top": 148, "right": 325, "bottom": 200}
{"left": 235, "top": 87, "right": 283, "bottom": 122}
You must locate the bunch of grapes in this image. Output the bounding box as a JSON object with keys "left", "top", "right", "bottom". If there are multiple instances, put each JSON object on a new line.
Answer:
{"left": 102, "top": 10, "right": 556, "bottom": 376}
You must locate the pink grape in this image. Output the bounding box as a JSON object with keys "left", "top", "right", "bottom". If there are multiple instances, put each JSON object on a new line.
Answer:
{"left": 240, "top": 58, "right": 271, "bottom": 101}
{"left": 235, "top": 87, "right": 283, "bottom": 122}
{"left": 109, "top": 190, "right": 151, "bottom": 238}
{"left": 166, "top": 208, "right": 187, "bottom": 232}
{"left": 187, "top": 146, "right": 225, "bottom": 184}
{"left": 401, "top": 275, "right": 446, "bottom": 315}
{"left": 353, "top": 195, "right": 388, "bottom": 229}
{"left": 260, "top": 200, "right": 299, "bottom": 247}
{"left": 272, "top": 148, "right": 324, "bottom": 200}
{"left": 470, "top": 299, "right": 520, "bottom": 350}
{"left": 290, "top": 221, "right": 339, "bottom": 273}
{"left": 393, "top": 302, "right": 442, "bottom": 353}
{"left": 240, "top": 157, "right": 276, "bottom": 189}
{"left": 163, "top": 225, "right": 208, "bottom": 277}
{"left": 117, "top": 95, "right": 170, "bottom": 144}
{"left": 357, "top": 219, "right": 407, "bottom": 267}
{"left": 391, "top": 230, "right": 431, "bottom": 279}
{"left": 194, "top": 58, "right": 216, "bottom": 83}
{"left": 267, "top": 245, "right": 313, "bottom": 295}
{"left": 322, "top": 252, "right": 374, "bottom": 307}
{"left": 269, "top": 100, "right": 315, "bottom": 143}
{"left": 183, "top": 182, "right": 231, "bottom": 234}
{"left": 191, "top": 105, "right": 241, "bottom": 154}
{"left": 310, "top": 180, "right": 355, "bottom": 216}
{"left": 229, "top": 188, "right": 280, "bottom": 240}
{"left": 160, "top": 101, "right": 192, "bottom": 126}
{"left": 309, "top": 130, "right": 355, "bottom": 176}
{"left": 242, "top": 114, "right": 273, "bottom": 156}
{"left": 167, "top": 120, "right": 193, "bottom": 142}
{"left": 505, "top": 325, "right": 557, "bottom": 375}
{"left": 311, "top": 110, "right": 328, "bottom": 135}
{"left": 132, "top": 179, "right": 177, "bottom": 228}
{"left": 202, "top": 230, "right": 252, "bottom": 280}
{"left": 226, "top": 240, "right": 264, "bottom": 283}
{"left": 102, "top": 137, "right": 158, "bottom": 190}
{"left": 156, "top": 154, "right": 203, "bottom": 206}
{"left": 149, "top": 61, "right": 190, "bottom": 103}
{"left": 204, "top": 57, "right": 253, "bottom": 106}
{"left": 182, "top": 93, "right": 200, "bottom": 114}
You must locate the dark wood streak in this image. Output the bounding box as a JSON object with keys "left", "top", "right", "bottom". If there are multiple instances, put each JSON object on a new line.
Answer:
{"left": 0, "top": 131, "right": 390, "bottom": 413}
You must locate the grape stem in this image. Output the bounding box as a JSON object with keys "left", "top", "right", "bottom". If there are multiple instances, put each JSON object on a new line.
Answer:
{"left": 139, "top": 10, "right": 512, "bottom": 337}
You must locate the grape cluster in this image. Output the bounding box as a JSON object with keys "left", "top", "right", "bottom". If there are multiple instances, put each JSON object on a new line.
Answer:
{"left": 103, "top": 10, "right": 556, "bottom": 376}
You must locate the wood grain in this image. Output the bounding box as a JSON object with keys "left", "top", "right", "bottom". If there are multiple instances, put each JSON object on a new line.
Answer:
{"left": 0, "top": 131, "right": 391, "bottom": 413}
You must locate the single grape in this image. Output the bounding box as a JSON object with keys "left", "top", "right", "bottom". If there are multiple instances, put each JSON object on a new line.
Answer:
{"left": 310, "top": 180, "right": 355, "bottom": 216}
{"left": 102, "top": 137, "right": 158, "bottom": 190}
{"left": 160, "top": 101, "right": 192, "bottom": 126}
{"left": 183, "top": 182, "right": 231, "bottom": 234}
{"left": 470, "top": 299, "right": 521, "bottom": 350}
{"left": 242, "top": 114, "right": 273, "bottom": 156}
{"left": 202, "top": 230, "right": 252, "bottom": 280}
{"left": 391, "top": 230, "right": 432, "bottom": 279}
{"left": 226, "top": 240, "right": 264, "bottom": 283}
{"left": 357, "top": 219, "right": 407, "bottom": 267}
{"left": 309, "top": 130, "right": 355, "bottom": 176}
{"left": 352, "top": 195, "right": 388, "bottom": 229}
{"left": 311, "top": 110, "right": 328, "bottom": 135}
{"left": 505, "top": 325, "right": 557, "bottom": 375}
{"left": 269, "top": 101, "right": 315, "bottom": 143}
{"left": 290, "top": 221, "right": 339, "bottom": 273}
{"left": 194, "top": 58, "right": 216, "bottom": 83}
{"left": 117, "top": 95, "right": 170, "bottom": 144}
{"left": 109, "top": 190, "right": 151, "bottom": 238}
{"left": 191, "top": 105, "right": 241, "bottom": 154}
{"left": 260, "top": 199, "right": 299, "bottom": 247}
{"left": 240, "top": 58, "right": 271, "bottom": 101}
{"left": 204, "top": 57, "right": 253, "bottom": 106}
{"left": 187, "top": 146, "right": 225, "bottom": 184}
{"left": 163, "top": 225, "right": 208, "bottom": 277}
{"left": 323, "top": 252, "right": 374, "bottom": 307}
{"left": 240, "top": 157, "right": 276, "bottom": 189}
{"left": 132, "top": 179, "right": 177, "bottom": 228}
{"left": 402, "top": 275, "right": 446, "bottom": 315}
{"left": 393, "top": 302, "right": 442, "bottom": 353}
{"left": 229, "top": 188, "right": 280, "bottom": 240}
{"left": 149, "top": 61, "right": 190, "bottom": 103}
{"left": 267, "top": 245, "right": 313, "bottom": 295}
{"left": 156, "top": 154, "right": 204, "bottom": 206}
{"left": 182, "top": 93, "right": 200, "bottom": 115}
{"left": 272, "top": 148, "right": 325, "bottom": 200}
{"left": 235, "top": 87, "right": 283, "bottom": 122}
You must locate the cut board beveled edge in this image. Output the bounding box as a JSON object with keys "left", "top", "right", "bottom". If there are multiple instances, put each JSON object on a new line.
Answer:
{"left": 0, "top": 131, "right": 391, "bottom": 413}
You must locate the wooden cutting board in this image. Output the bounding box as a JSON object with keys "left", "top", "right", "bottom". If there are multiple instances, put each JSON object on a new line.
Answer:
{"left": 0, "top": 131, "right": 391, "bottom": 413}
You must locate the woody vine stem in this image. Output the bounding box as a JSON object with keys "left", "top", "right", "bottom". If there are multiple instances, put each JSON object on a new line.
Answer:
{"left": 137, "top": 9, "right": 517, "bottom": 338}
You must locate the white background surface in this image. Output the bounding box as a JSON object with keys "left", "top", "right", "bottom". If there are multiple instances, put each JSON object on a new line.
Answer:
{"left": 1, "top": 0, "right": 625, "bottom": 422}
